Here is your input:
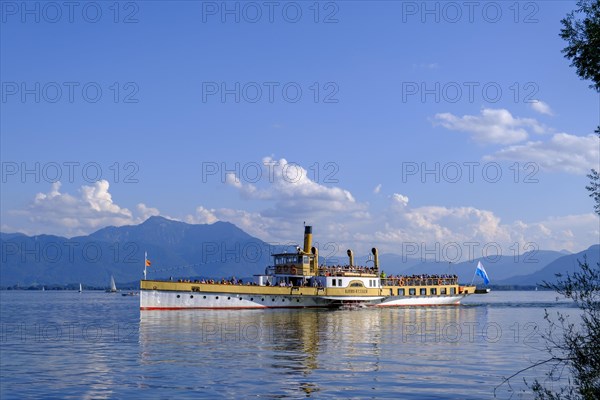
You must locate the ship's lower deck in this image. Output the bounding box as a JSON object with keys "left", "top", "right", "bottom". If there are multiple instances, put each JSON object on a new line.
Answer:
{"left": 140, "top": 280, "right": 474, "bottom": 310}
{"left": 375, "top": 295, "right": 465, "bottom": 307}
{"left": 141, "top": 290, "right": 332, "bottom": 310}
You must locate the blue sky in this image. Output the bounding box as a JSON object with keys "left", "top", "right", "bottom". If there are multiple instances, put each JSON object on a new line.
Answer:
{"left": 1, "top": 1, "right": 599, "bottom": 260}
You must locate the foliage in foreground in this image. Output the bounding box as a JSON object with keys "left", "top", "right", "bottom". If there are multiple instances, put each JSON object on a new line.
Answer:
{"left": 560, "top": 0, "right": 600, "bottom": 92}
{"left": 528, "top": 258, "right": 600, "bottom": 399}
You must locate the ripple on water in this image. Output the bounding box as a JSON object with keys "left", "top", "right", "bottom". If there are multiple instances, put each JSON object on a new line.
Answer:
{"left": 0, "top": 291, "right": 571, "bottom": 399}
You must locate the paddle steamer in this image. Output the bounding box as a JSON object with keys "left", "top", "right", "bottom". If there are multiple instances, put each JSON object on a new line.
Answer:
{"left": 140, "top": 226, "right": 483, "bottom": 310}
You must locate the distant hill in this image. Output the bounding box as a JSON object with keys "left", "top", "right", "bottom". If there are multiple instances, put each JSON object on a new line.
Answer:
{"left": 496, "top": 245, "right": 600, "bottom": 286}
{"left": 333, "top": 252, "right": 422, "bottom": 275}
{"left": 0, "top": 216, "right": 275, "bottom": 287}
{"left": 377, "top": 253, "right": 424, "bottom": 274}
{"left": 1, "top": 217, "right": 597, "bottom": 288}
{"left": 385, "top": 249, "right": 565, "bottom": 284}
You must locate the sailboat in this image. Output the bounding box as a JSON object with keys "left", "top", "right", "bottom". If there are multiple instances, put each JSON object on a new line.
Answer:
{"left": 106, "top": 276, "right": 118, "bottom": 293}
{"left": 78, "top": 283, "right": 83, "bottom": 293}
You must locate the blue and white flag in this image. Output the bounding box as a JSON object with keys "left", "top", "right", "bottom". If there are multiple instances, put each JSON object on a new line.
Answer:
{"left": 476, "top": 261, "right": 490, "bottom": 285}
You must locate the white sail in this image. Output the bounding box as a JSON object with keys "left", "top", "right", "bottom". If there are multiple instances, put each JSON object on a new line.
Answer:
{"left": 79, "top": 283, "right": 82, "bottom": 292}
{"left": 108, "top": 276, "right": 117, "bottom": 292}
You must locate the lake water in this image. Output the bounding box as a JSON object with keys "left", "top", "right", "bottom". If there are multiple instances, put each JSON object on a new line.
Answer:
{"left": 0, "top": 290, "right": 577, "bottom": 399}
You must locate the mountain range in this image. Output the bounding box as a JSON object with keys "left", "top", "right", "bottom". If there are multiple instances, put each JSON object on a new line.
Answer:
{"left": 0, "top": 217, "right": 275, "bottom": 287}
{"left": 1, "top": 216, "right": 598, "bottom": 288}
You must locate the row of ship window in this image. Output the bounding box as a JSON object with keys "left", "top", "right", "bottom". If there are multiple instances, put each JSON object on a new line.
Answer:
{"left": 175, "top": 294, "right": 300, "bottom": 302}
{"left": 172, "top": 287, "right": 456, "bottom": 301}
{"left": 399, "top": 287, "right": 456, "bottom": 296}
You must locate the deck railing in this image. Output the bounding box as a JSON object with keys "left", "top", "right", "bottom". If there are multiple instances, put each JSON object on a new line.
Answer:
{"left": 381, "top": 277, "right": 458, "bottom": 286}
{"left": 318, "top": 265, "right": 378, "bottom": 276}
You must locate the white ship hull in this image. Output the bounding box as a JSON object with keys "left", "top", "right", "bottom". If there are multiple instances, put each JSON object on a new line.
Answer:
{"left": 140, "top": 290, "right": 468, "bottom": 310}
{"left": 375, "top": 294, "right": 466, "bottom": 307}
{"left": 141, "top": 290, "right": 334, "bottom": 310}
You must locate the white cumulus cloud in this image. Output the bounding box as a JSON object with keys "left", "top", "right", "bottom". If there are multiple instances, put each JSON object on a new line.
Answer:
{"left": 391, "top": 193, "right": 409, "bottom": 207}
{"left": 433, "top": 108, "right": 547, "bottom": 145}
{"left": 225, "top": 157, "right": 362, "bottom": 216}
{"left": 10, "top": 180, "right": 161, "bottom": 237}
{"left": 530, "top": 100, "right": 554, "bottom": 116}
{"left": 486, "top": 133, "right": 600, "bottom": 174}
{"left": 137, "top": 203, "right": 161, "bottom": 220}
{"left": 185, "top": 206, "right": 219, "bottom": 225}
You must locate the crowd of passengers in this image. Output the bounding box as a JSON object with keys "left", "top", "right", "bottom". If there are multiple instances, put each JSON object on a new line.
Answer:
{"left": 319, "top": 265, "right": 378, "bottom": 275}
{"left": 176, "top": 277, "right": 256, "bottom": 285}
{"left": 175, "top": 277, "right": 321, "bottom": 287}
{"left": 381, "top": 274, "right": 458, "bottom": 286}
{"left": 174, "top": 273, "right": 458, "bottom": 287}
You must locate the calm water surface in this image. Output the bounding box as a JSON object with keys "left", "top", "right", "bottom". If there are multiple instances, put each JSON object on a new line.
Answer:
{"left": 0, "top": 291, "right": 576, "bottom": 399}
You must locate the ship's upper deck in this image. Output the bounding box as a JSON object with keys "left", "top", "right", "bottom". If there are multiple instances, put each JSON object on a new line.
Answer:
{"left": 381, "top": 275, "right": 458, "bottom": 286}
{"left": 318, "top": 265, "right": 378, "bottom": 277}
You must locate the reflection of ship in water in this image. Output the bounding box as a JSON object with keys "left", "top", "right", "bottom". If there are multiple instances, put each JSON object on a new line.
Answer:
{"left": 138, "top": 306, "right": 481, "bottom": 395}
{"left": 141, "top": 226, "right": 485, "bottom": 310}
{"left": 139, "top": 310, "right": 325, "bottom": 375}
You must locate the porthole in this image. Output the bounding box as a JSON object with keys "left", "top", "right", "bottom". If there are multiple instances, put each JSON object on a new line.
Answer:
{"left": 261, "top": 298, "right": 265, "bottom": 301}
{"left": 250, "top": 298, "right": 254, "bottom": 301}
{"left": 239, "top": 297, "right": 243, "bottom": 301}
{"left": 282, "top": 299, "right": 285, "bottom": 302}
{"left": 176, "top": 295, "right": 180, "bottom": 298}
{"left": 228, "top": 297, "right": 231, "bottom": 300}
{"left": 203, "top": 295, "right": 207, "bottom": 299}
{"left": 216, "top": 296, "right": 219, "bottom": 299}
{"left": 272, "top": 298, "right": 275, "bottom": 302}
{"left": 190, "top": 295, "right": 194, "bottom": 298}
{"left": 296, "top": 299, "right": 300, "bottom": 302}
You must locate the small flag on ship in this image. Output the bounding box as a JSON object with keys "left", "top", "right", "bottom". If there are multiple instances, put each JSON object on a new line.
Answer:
{"left": 144, "top": 251, "right": 150, "bottom": 280}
